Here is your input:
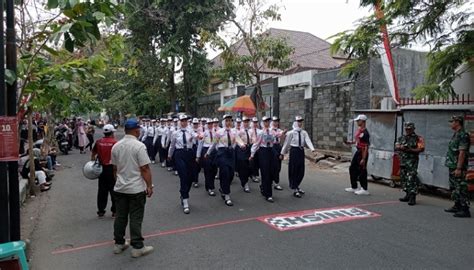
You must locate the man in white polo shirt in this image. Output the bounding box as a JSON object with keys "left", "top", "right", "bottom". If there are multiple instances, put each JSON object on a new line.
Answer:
{"left": 111, "top": 118, "right": 154, "bottom": 258}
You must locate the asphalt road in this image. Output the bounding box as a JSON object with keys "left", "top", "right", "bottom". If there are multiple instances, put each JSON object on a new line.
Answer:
{"left": 25, "top": 130, "right": 474, "bottom": 270}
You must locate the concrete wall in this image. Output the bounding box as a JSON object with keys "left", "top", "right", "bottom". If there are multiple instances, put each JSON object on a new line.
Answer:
{"left": 278, "top": 88, "right": 306, "bottom": 129}
{"left": 369, "top": 49, "right": 428, "bottom": 108}
{"left": 313, "top": 82, "right": 353, "bottom": 151}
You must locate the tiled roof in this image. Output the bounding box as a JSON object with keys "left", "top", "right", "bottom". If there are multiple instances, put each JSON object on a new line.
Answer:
{"left": 211, "top": 28, "right": 346, "bottom": 73}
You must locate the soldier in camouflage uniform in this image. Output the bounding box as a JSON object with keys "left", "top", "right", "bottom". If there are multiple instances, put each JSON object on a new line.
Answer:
{"left": 395, "top": 122, "right": 425, "bottom": 206}
{"left": 444, "top": 115, "right": 471, "bottom": 218}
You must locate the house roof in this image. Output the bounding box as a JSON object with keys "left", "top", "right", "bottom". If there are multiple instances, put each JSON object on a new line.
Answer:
{"left": 211, "top": 28, "right": 345, "bottom": 73}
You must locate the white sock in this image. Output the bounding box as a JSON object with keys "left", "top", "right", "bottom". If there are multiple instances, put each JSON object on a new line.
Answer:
{"left": 182, "top": 199, "right": 189, "bottom": 208}
{"left": 224, "top": 195, "right": 231, "bottom": 201}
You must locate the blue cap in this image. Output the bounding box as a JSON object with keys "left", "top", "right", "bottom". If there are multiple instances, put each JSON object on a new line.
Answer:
{"left": 124, "top": 118, "right": 140, "bottom": 129}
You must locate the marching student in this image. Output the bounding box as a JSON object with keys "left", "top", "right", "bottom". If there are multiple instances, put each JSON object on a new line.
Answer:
{"left": 249, "top": 117, "right": 260, "bottom": 183}
{"left": 205, "top": 115, "right": 245, "bottom": 206}
{"left": 152, "top": 119, "right": 162, "bottom": 165}
{"left": 197, "top": 118, "right": 218, "bottom": 196}
{"left": 251, "top": 116, "right": 278, "bottom": 202}
{"left": 144, "top": 119, "right": 157, "bottom": 164}
{"left": 191, "top": 118, "right": 202, "bottom": 188}
{"left": 168, "top": 115, "right": 201, "bottom": 214}
{"left": 156, "top": 119, "right": 167, "bottom": 167}
{"left": 167, "top": 118, "right": 178, "bottom": 174}
{"left": 138, "top": 118, "right": 147, "bottom": 142}
{"left": 234, "top": 118, "right": 242, "bottom": 132}
{"left": 199, "top": 118, "right": 207, "bottom": 133}
{"left": 280, "top": 116, "right": 316, "bottom": 198}
{"left": 212, "top": 117, "right": 220, "bottom": 180}
{"left": 271, "top": 116, "right": 286, "bottom": 191}
{"left": 235, "top": 116, "right": 252, "bottom": 193}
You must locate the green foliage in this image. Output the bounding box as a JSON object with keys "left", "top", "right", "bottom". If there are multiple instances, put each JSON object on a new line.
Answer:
{"left": 113, "top": 0, "right": 234, "bottom": 115}
{"left": 330, "top": 0, "right": 473, "bottom": 98}
{"left": 16, "top": 0, "right": 123, "bottom": 118}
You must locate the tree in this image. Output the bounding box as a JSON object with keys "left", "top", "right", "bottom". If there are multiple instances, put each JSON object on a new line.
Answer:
{"left": 330, "top": 0, "right": 473, "bottom": 98}
{"left": 209, "top": 0, "right": 294, "bottom": 115}
{"left": 122, "top": 0, "right": 234, "bottom": 114}
{"left": 14, "top": 0, "right": 123, "bottom": 195}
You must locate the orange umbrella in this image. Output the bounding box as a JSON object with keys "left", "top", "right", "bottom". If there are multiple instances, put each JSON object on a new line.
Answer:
{"left": 218, "top": 95, "right": 269, "bottom": 115}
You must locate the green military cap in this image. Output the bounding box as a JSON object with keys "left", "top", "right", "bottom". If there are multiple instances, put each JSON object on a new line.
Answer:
{"left": 404, "top": 122, "right": 415, "bottom": 129}
{"left": 448, "top": 115, "right": 464, "bottom": 124}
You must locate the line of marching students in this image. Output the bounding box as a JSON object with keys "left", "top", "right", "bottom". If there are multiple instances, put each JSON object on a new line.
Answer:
{"left": 138, "top": 114, "right": 315, "bottom": 214}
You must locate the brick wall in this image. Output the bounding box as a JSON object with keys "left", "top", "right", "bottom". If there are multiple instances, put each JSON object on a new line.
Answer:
{"left": 278, "top": 89, "right": 306, "bottom": 130}
{"left": 313, "top": 82, "right": 353, "bottom": 151}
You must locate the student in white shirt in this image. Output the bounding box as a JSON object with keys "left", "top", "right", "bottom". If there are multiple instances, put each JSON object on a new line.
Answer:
{"left": 205, "top": 115, "right": 245, "bottom": 206}
{"left": 196, "top": 118, "right": 219, "bottom": 196}
{"left": 250, "top": 116, "right": 278, "bottom": 202}
{"left": 235, "top": 116, "right": 253, "bottom": 193}
{"left": 280, "top": 116, "right": 316, "bottom": 198}
{"left": 191, "top": 118, "right": 202, "bottom": 188}
{"left": 168, "top": 115, "right": 200, "bottom": 214}
{"left": 271, "top": 116, "right": 286, "bottom": 191}
{"left": 249, "top": 117, "right": 261, "bottom": 183}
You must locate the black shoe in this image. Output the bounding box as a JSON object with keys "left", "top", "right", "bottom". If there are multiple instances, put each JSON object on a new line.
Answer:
{"left": 399, "top": 193, "right": 409, "bottom": 202}
{"left": 97, "top": 211, "right": 105, "bottom": 218}
{"left": 274, "top": 184, "right": 283, "bottom": 191}
{"left": 183, "top": 207, "right": 190, "bottom": 214}
{"left": 266, "top": 197, "right": 274, "bottom": 203}
{"left": 193, "top": 183, "right": 199, "bottom": 188}
{"left": 208, "top": 190, "right": 216, "bottom": 196}
{"left": 453, "top": 207, "right": 471, "bottom": 218}
{"left": 225, "top": 199, "right": 233, "bottom": 206}
{"left": 297, "top": 188, "right": 305, "bottom": 194}
{"left": 293, "top": 192, "right": 302, "bottom": 198}
{"left": 444, "top": 203, "right": 461, "bottom": 213}
{"left": 408, "top": 194, "right": 416, "bottom": 206}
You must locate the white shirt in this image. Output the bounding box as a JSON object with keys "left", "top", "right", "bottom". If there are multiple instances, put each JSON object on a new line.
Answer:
{"left": 248, "top": 127, "right": 260, "bottom": 144}
{"left": 146, "top": 126, "right": 155, "bottom": 137}
{"left": 251, "top": 128, "right": 276, "bottom": 157}
{"left": 153, "top": 125, "right": 161, "bottom": 144}
{"left": 196, "top": 128, "right": 216, "bottom": 158}
{"left": 236, "top": 128, "right": 253, "bottom": 146}
{"left": 166, "top": 125, "right": 177, "bottom": 146}
{"left": 138, "top": 125, "right": 146, "bottom": 141}
{"left": 168, "top": 129, "right": 200, "bottom": 157}
{"left": 271, "top": 127, "right": 284, "bottom": 144}
{"left": 206, "top": 128, "right": 244, "bottom": 156}
{"left": 281, "top": 129, "right": 315, "bottom": 154}
{"left": 111, "top": 135, "right": 151, "bottom": 194}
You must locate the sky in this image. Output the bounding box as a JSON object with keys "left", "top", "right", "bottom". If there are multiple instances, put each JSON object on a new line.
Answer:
{"left": 207, "top": 0, "right": 373, "bottom": 58}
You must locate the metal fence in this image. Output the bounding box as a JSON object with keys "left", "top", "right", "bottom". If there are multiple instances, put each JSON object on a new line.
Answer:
{"left": 399, "top": 93, "right": 473, "bottom": 106}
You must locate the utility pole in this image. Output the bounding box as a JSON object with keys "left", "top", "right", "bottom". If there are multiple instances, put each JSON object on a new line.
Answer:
{"left": 0, "top": 0, "right": 11, "bottom": 244}
{"left": 6, "top": 0, "right": 20, "bottom": 241}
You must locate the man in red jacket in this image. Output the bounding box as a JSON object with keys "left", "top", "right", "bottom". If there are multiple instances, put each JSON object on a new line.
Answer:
{"left": 92, "top": 124, "right": 118, "bottom": 218}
